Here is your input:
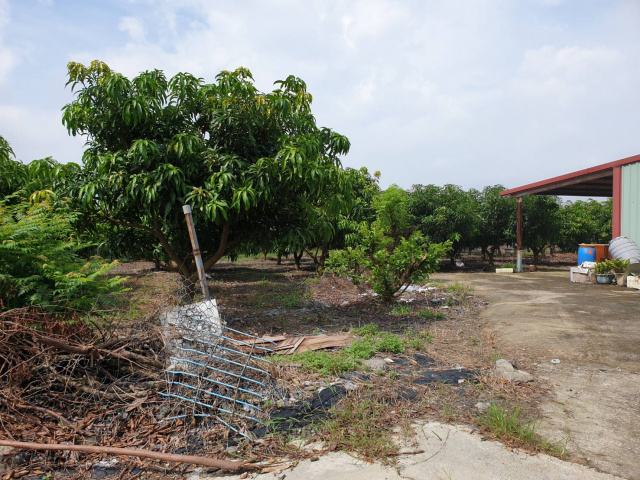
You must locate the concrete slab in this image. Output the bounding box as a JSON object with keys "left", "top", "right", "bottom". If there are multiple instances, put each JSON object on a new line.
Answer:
{"left": 208, "top": 422, "right": 621, "bottom": 480}
{"left": 433, "top": 272, "right": 640, "bottom": 480}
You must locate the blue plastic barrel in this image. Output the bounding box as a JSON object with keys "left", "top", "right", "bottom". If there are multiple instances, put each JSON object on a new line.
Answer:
{"left": 577, "top": 245, "right": 596, "bottom": 265}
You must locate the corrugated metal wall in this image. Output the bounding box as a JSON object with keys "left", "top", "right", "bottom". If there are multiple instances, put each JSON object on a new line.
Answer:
{"left": 621, "top": 162, "right": 640, "bottom": 245}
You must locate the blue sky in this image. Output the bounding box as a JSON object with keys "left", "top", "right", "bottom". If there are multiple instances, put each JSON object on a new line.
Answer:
{"left": 1, "top": 0, "right": 639, "bottom": 193}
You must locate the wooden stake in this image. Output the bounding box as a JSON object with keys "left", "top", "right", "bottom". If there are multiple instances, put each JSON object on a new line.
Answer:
{"left": 183, "top": 205, "right": 210, "bottom": 299}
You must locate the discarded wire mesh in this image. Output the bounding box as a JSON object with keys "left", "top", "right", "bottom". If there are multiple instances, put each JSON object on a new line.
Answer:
{"left": 159, "top": 274, "right": 274, "bottom": 440}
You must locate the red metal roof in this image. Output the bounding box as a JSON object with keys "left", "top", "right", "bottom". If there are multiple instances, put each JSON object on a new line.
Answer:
{"left": 500, "top": 153, "right": 640, "bottom": 197}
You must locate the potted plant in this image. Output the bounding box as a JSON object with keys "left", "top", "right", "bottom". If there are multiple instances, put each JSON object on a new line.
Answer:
{"left": 594, "top": 259, "right": 629, "bottom": 284}
{"left": 496, "top": 262, "right": 515, "bottom": 274}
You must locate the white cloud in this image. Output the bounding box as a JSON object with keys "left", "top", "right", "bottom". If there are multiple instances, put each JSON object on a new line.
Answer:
{"left": 118, "top": 16, "right": 146, "bottom": 43}
{"left": 513, "top": 45, "right": 623, "bottom": 102}
{"left": 5, "top": 0, "right": 640, "bottom": 191}
{"left": 0, "top": 105, "right": 85, "bottom": 163}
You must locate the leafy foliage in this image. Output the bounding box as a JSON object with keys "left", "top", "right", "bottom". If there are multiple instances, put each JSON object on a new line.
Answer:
{"left": 0, "top": 201, "right": 124, "bottom": 311}
{"left": 328, "top": 186, "right": 450, "bottom": 301}
{"left": 62, "top": 61, "right": 351, "bottom": 279}
{"left": 474, "top": 185, "right": 516, "bottom": 266}
{"left": 521, "top": 195, "right": 561, "bottom": 265}
{"left": 594, "top": 258, "right": 629, "bottom": 274}
{"left": 558, "top": 199, "right": 612, "bottom": 252}
{"left": 407, "top": 184, "right": 478, "bottom": 262}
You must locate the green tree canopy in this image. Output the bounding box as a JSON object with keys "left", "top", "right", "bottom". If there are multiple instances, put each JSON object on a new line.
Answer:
{"left": 475, "top": 185, "right": 516, "bottom": 266}
{"left": 407, "top": 184, "right": 479, "bottom": 263}
{"left": 62, "top": 61, "right": 351, "bottom": 279}
{"left": 558, "top": 199, "right": 612, "bottom": 252}
{"left": 521, "top": 195, "right": 561, "bottom": 265}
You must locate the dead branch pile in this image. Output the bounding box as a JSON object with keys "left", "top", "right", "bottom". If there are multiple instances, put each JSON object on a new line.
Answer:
{"left": 0, "top": 307, "right": 242, "bottom": 478}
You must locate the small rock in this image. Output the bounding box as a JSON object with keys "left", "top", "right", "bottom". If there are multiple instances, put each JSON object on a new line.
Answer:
{"left": 495, "top": 359, "right": 534, "bottom": 384}
{"left": 310, "top": 456, "right": 319, "bottom": 462}
{"left": 302, "top": 380, "right": 312, "bottom": 387}
{"left": 475, "top": 402, "right": 491, "bottom": 412}
{"left": 383, "top": 358, "right": 394, "bottom": 364}
{"left": 457, "top": 379, "right": 465, "bottom": 384}
{"left": 240, "top": 473, "right": 249, "bottom": 479}
{"left": 363, "top": 358, "right": 387, "bottom": 371}
{"left": 342, "top": 381, "right": 358, "bottom": 391}
{"left": 551, "top": 359, "right": 561, "bottom": 364}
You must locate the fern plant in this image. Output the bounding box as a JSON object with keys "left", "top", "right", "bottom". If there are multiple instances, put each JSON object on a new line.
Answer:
{"left": 0, "top": 200, "right": 124, "bottom": 311}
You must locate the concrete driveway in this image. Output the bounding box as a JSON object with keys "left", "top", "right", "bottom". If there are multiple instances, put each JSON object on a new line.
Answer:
{"left": 434, "top": 272, "right": 640, "bottom": 480}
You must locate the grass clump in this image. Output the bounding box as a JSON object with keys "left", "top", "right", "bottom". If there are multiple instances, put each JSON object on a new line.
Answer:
{"left": 444, "top": 281, "right": 473, "bottom": 295}
{"left": 389, "top": 304, "right": 411, "bottom": 316}
{"left": 417, "top": 309, "right": 445, "bottom": 320}
{"left": 277, "top": 290, "right": 305, "bottom": 308}
{"left": 480, "top": 404, "right": 568, "bottom": 457}
{"left": 318, "top": 393, "right": 397, "bottom": 460}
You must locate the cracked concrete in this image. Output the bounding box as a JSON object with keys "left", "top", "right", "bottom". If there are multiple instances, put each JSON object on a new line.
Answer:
{"left": 435, "top": 272, "right": 640, "bottom": 480}
{"left": 213, "top": 421, "right": 622, "bottom": 480}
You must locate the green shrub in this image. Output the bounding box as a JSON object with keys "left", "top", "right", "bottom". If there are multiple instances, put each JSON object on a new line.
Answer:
{"left": 0, "top": 201, "right": 124, "bottom": 311}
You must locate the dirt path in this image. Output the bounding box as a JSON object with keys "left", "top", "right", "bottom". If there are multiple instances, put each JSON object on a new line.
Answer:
{"left": 434, "top": 272, "right": 640, "bottom": 480}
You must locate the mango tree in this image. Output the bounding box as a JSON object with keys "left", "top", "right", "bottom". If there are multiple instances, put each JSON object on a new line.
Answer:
{"left": 62, "top": 61, "right": 350, "bottom": 280}
{"left": 522, "top": 195, "right": 561, "bottom": 265}
{"left": 327, "top": 186, "right": 450, "bottom": 301}
{"left": 475, "top": 185, "right": 516, "bottom": 266}
{"left": 407, "top": 184, "right": 479, "bottom": 263}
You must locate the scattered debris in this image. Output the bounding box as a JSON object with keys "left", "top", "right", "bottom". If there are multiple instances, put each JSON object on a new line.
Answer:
{"left": 475, "top": 402, "right": 491, "bottom": 411}
{"left": 551, "top": 359, "right": 561, "bottom": 364}
{"left": 248, "top": 334, "right": 356, "bottom": 355}
{"left": 495, "top": 359, "right": 534, "bottom": 384}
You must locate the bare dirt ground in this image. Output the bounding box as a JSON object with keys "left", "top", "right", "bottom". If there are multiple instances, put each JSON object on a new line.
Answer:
{"left": 435, "top": 271, "right": 640, "bottom": 480}
{"left": 2, "top": 255, "right": 612, "bottom": 479}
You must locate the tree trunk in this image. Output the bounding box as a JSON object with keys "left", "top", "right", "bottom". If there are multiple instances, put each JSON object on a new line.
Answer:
{"left": 487, "top": 247, "right": 495, "bottom": 268}
{"left": 276, "top": 251, "right": 282, "bottom": 265}
{"left": 293, "top": 250, "right": 303, "bottom": 269}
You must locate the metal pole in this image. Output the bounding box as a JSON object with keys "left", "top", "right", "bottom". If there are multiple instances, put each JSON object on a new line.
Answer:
{"left": 183, "top": 205, "right": 210, "bottom": 299}
{"left": 516, "top": 196, "right": 523, "bottom": 273}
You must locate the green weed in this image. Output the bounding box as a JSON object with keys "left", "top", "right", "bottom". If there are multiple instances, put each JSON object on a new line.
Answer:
{"left": 389, "top": 304, "right": 411, "bottom": 315}
{"left": 417, "top": 309, "right": 445, "bottom": 320}
{"left": 480, "top": 404, "right": 568, "bottom": 456}
{"left": 406, "top": 338, "right": 423, "bottom": 350}
{"left": 375, "top": 332, "right": 405, "bottom": 353}
{"left": 277, "top": 290, "right": 304, "bottom": 308}
{"left": 352, "top": 323, "right": 380, "bottom": 336}
{"left": 444, "top": 281, "right": 474, "bottom": 295}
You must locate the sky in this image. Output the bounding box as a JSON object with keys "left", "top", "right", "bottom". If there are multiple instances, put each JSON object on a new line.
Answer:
{"left": 1, "top": 0, "right": 639, "bottom": 193}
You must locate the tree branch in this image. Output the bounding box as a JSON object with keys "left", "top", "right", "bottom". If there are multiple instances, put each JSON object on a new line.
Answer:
{"left": 0, "top": 440, "right": 248, "bottom": 471}
{"left": 91, "top": 209, "right": 155, "bottom": 234}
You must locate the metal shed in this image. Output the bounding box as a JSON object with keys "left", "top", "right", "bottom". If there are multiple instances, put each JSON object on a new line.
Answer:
{"left": 500, "top": 153, "right": 640, "bottom": 271}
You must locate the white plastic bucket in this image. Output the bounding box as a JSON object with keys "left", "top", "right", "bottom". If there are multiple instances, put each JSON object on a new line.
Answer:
{"left": 608, "top": 236, "right": 640, "bottom": 264}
